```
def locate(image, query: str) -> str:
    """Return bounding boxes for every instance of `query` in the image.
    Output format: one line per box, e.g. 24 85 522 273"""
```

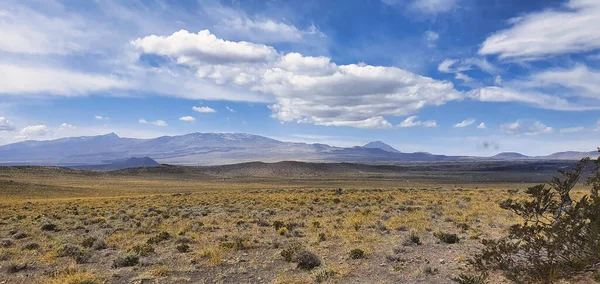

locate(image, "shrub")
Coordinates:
292 250 321 270
176 243 190 253
273 221 285 230
128 244 154 256
6 262 27 273
277 227 288 236
81 237 96 248
41 223 58 231
318 232 326 242
349 249 365 259
112 253 139 268
281 242 304 262
147 231 171 244
12 232 27 239
91 239 107 250
56 244 90 264
469 155 600 283
281 243 321 270
403 232 421 246
1 239 14 248
451 273 488 284
22 242 40 250
434 232 459 244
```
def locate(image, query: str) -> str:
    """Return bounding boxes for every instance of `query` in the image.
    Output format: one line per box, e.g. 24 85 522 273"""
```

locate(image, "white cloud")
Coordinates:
438 58 498 74
192 106 216 113
20 124 50 137
131 29 278 66
383 0 459 15
0 117 15 131
425 30 439 47
521 65 600 99
0 63 129 96
453 118 476 128
95 115 109 120
398 116 438 128
58 123 76 130
305 116 393 129
179 116 196 122
467 65 600 111
139 119 167 126
134 30 463 129
225 106 236 113
455 73 473 82
467 86 600 111
152 120 167 127
0 4 91 55
560 126 585 134
479 0 600 60
501 119 553 135
477 122 486 129
438 59 460 73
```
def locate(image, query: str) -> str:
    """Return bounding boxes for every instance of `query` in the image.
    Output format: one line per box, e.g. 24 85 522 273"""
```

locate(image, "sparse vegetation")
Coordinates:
1 162 597 283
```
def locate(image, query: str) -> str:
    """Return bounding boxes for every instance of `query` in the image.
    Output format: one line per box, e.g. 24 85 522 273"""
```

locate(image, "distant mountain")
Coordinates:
71 157 159 171
363 141 401 153
0 132 596 166
492 152 529 159
541 151 599 160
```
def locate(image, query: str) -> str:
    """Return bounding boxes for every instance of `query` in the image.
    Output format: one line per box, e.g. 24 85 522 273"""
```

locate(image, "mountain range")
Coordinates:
0 132 597 166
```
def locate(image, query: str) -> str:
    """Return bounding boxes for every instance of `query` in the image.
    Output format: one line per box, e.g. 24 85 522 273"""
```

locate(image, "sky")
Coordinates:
0 0 599 156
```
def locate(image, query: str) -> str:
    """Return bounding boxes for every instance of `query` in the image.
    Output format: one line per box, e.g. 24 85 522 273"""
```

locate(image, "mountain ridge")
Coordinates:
0 132 597 166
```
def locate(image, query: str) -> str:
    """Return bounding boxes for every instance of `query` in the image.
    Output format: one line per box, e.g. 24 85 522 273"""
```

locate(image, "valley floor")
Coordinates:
0 166 594 283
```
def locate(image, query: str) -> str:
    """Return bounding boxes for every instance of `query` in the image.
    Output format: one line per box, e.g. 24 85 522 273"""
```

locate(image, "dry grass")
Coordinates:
0 167 592 283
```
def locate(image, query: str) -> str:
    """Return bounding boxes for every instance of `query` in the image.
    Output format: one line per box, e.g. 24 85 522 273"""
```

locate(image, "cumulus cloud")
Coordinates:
95 115 109 120
131 29 278 66
225 106 236 113
398 116 438 128
477 122 486 129
20 124 50 136
479 0 600 60
501 119 553 135
58 123 76 130
192 106 216 113
133 29 462 129
139 119 167 126
179 116 196 122
0 117 15 131
453 118 476 128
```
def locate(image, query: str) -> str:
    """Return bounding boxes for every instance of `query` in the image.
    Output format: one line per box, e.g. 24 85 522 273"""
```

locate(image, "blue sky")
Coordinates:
0 0 599 156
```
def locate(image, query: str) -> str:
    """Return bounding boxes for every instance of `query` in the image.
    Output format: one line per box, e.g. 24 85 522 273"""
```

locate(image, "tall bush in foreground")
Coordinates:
466 153 600 283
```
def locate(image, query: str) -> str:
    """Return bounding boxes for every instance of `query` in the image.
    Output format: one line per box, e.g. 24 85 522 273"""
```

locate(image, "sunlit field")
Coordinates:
1 166 593 283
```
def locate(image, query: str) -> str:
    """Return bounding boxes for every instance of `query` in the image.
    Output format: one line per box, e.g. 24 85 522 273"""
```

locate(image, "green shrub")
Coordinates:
349 249 365 259
470 155 600 283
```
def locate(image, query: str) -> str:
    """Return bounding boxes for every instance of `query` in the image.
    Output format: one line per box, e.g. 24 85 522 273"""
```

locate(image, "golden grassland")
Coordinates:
0 169 592 283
